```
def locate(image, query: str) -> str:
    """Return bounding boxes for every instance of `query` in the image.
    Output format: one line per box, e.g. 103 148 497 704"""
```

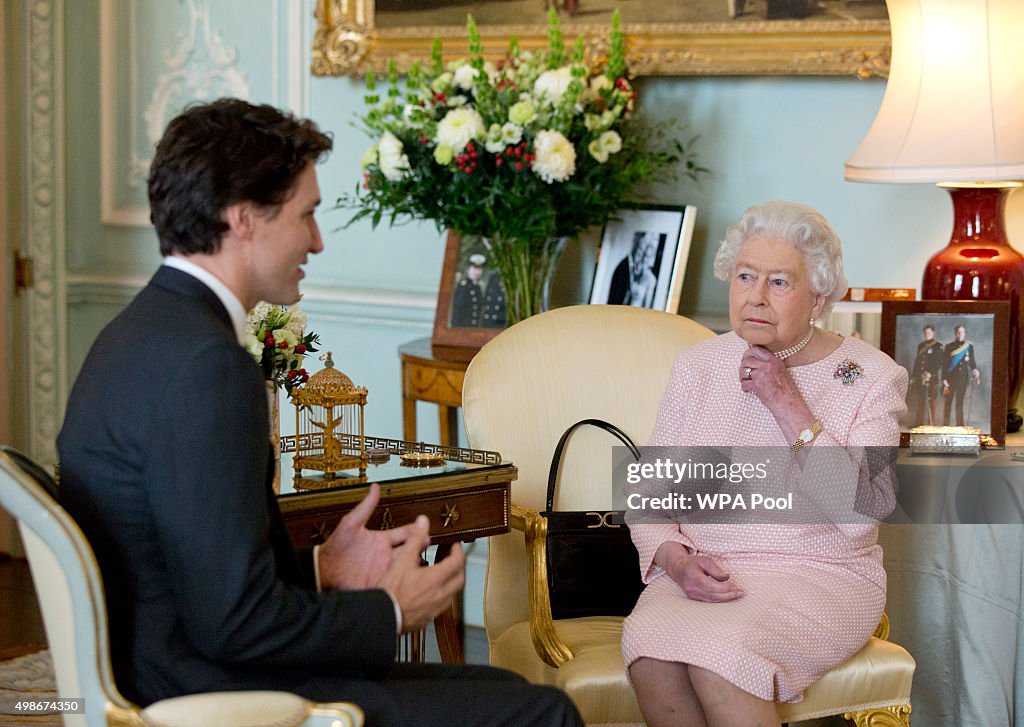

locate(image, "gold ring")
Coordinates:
743 367 753 380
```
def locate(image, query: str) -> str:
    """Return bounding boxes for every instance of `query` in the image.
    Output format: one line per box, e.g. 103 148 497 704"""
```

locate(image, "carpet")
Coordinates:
0 649 60 725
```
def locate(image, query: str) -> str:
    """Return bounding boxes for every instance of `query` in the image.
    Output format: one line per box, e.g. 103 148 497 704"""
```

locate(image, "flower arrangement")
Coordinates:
244 302 321 394
340 10 704 324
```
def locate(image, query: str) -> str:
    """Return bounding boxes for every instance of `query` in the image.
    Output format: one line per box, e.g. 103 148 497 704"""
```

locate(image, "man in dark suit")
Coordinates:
942 324 982 426
607 232 645 305
910 324 943 426
57 99 581 727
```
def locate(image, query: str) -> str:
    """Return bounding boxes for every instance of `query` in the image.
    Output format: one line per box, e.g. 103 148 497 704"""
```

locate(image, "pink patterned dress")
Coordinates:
622 332 908 703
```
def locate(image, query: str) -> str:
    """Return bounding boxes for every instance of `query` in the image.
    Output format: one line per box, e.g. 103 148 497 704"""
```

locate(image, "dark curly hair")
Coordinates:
148 98 333 256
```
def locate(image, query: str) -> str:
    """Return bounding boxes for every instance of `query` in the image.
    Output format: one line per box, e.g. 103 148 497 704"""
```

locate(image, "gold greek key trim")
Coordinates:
281 432 502 465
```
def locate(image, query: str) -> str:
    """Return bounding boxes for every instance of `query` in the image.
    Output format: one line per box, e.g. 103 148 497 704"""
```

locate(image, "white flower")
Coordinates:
587 75 613 100
360 144 378 169
600 130 622 154
584 110 616 132
378 131 411 181
508 101 537 126
434 144 454 165
436 107 485 152
243 333 264 361
246 302 274 334
448 95 469 107
532 129 576 183
273 328 298 345
500 122 524 146
284 305 308 337
453 63 479 90
533 67 573 105
588 130 623 163
484 124 506 154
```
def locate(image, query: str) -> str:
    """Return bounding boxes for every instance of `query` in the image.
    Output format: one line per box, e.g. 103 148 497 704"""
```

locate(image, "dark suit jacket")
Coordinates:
57 267 396 705
607 254 632 304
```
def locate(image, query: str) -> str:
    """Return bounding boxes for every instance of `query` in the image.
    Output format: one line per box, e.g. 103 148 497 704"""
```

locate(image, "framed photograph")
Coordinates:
589 205 696 314
880 300 1010 446
820 301 883 350
432 231 508 358
821 289 916 349
312 0 891 78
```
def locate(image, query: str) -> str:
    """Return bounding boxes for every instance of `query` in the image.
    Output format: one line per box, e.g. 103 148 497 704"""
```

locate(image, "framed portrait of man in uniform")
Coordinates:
880 300 1009 447
432 231 509 359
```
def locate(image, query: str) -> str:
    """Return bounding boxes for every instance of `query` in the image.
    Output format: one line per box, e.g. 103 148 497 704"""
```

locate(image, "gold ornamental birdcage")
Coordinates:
291 352 367 485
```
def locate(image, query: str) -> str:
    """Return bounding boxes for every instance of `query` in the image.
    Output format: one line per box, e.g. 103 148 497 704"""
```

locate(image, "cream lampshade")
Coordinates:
845 0 1024 431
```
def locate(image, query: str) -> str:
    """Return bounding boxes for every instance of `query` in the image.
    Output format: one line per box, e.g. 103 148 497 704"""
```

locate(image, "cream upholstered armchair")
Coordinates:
462 305 915 726
0 446 364 727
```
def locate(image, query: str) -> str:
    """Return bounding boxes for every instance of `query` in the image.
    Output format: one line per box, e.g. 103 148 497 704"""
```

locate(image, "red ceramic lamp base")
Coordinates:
921 184 1024 432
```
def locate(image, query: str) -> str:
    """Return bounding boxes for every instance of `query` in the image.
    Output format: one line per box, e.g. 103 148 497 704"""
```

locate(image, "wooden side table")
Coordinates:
399 338 472 446
278 449 515 664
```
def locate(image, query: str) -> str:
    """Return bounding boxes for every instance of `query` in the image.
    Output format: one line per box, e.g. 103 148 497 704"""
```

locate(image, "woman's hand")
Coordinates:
739 345 800 407
654 541 743 602
739 345 816 443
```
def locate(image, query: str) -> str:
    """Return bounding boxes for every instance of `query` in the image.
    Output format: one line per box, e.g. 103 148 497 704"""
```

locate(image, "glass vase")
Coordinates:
482 236 568 326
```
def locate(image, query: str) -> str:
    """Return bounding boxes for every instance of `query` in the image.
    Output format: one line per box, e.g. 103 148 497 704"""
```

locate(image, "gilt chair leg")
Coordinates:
844 704 911 726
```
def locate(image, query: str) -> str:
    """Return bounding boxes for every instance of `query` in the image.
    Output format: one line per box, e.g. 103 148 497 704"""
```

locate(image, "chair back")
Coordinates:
462 305 714 640
0 446 132 727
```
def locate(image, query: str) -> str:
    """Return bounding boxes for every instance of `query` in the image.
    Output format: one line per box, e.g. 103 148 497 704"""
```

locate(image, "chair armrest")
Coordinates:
511 503 575 668
874 612 890 640
136 691 364 727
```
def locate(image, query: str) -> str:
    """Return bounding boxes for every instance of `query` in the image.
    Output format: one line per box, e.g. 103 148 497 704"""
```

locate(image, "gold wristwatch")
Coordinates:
791 420 822 453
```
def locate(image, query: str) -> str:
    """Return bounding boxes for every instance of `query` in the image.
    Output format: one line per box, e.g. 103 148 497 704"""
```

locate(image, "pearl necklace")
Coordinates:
774 326 814 361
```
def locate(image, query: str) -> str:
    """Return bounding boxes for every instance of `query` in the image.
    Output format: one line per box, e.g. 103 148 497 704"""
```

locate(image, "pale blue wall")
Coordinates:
54 0 1024 627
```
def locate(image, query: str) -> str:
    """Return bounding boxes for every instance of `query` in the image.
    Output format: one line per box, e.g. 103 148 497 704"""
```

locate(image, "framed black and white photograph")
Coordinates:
589 204 696 314
880 300 1009 446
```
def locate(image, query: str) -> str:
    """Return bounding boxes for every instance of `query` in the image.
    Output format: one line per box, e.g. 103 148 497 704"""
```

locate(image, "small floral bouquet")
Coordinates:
340 10 704 323
244 302 321 395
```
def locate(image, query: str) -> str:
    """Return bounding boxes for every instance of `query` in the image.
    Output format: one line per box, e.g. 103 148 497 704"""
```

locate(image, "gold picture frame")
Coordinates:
312 0 891 78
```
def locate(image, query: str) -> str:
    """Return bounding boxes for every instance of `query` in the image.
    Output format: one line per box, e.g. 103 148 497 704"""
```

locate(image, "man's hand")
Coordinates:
317 484 429 591
379 532 466 634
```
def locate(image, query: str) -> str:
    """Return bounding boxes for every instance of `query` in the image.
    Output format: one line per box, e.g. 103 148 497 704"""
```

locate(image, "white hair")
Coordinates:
713 200 849 317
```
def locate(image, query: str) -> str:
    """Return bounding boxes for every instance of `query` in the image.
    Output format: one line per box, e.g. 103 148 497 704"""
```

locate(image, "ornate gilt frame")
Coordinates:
312 0 891 78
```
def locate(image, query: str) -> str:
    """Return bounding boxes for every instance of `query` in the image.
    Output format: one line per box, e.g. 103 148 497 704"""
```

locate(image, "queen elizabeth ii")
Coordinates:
622 200 908 726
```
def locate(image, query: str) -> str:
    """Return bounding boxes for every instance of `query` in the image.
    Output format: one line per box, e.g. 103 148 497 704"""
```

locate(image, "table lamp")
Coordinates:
845 0 1024 431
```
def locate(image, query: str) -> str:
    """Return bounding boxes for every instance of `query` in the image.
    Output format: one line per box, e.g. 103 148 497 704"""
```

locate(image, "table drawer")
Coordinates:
283 484 510 548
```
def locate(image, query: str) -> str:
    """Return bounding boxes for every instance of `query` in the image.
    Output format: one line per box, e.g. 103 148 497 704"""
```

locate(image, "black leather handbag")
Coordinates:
542 418 646 620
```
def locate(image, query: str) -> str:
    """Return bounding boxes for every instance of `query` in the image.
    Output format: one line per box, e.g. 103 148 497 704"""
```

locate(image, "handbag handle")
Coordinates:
545 418 641 512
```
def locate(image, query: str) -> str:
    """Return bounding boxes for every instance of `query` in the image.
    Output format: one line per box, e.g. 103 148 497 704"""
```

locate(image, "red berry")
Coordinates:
279 341 288 349
265 336 274 346
295 344 306 354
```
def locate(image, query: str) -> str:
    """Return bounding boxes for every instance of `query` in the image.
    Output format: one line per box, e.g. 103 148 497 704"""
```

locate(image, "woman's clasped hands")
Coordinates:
655 541 744 603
